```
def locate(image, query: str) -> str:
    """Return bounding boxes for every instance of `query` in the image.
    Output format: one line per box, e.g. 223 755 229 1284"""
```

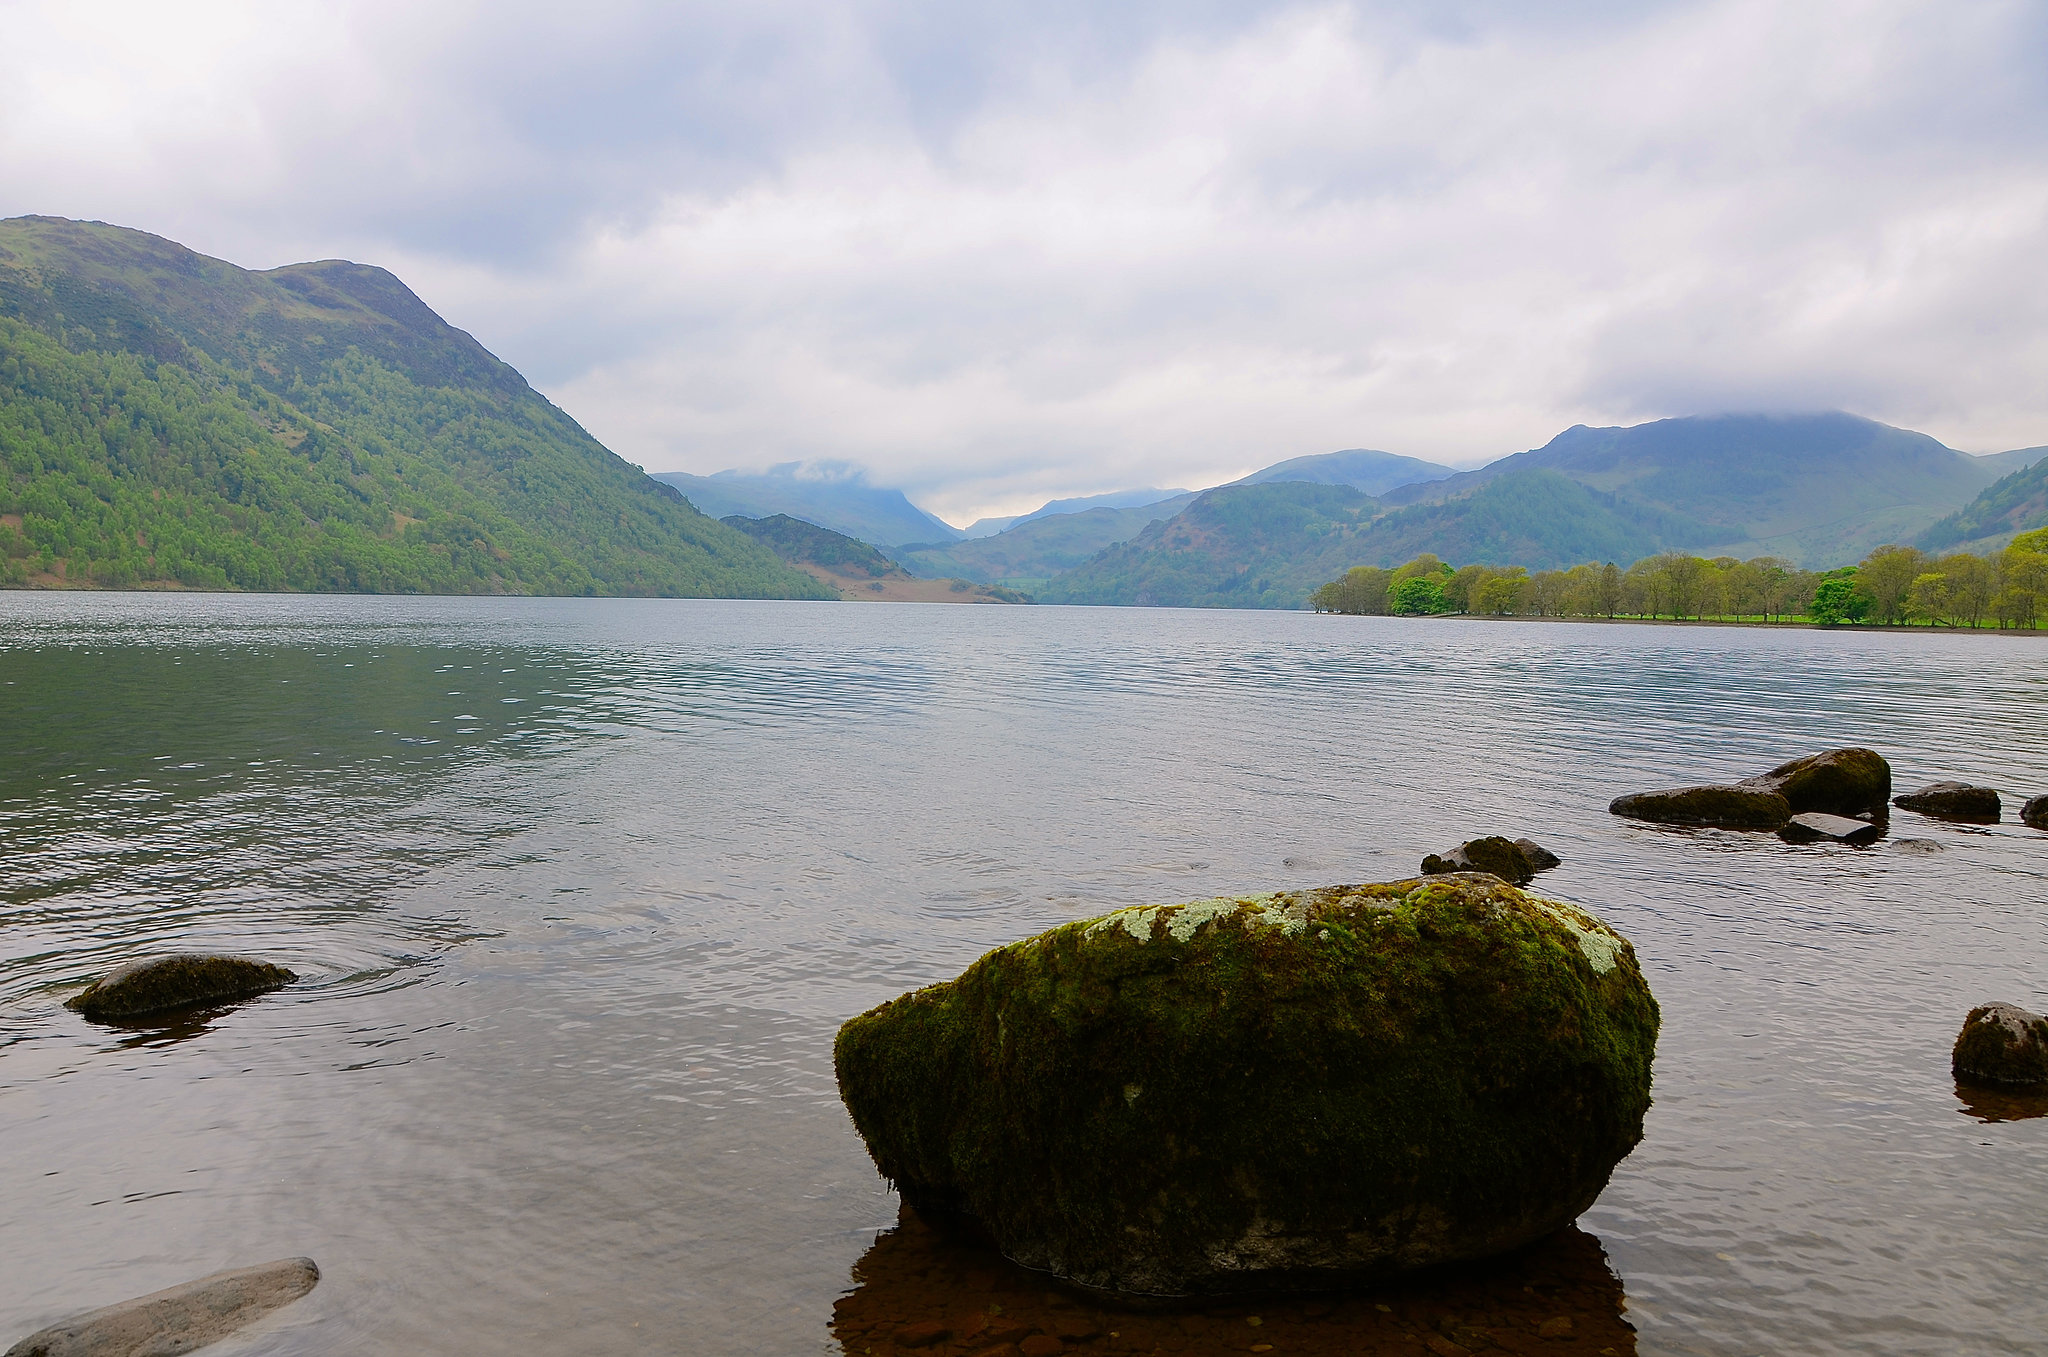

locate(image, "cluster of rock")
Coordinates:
1609 747 1891 833
836 874 1658 1298
1420 835 1558 884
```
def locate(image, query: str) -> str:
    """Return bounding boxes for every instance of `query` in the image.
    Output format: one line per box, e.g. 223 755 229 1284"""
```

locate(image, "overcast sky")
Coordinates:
4 1 2045 523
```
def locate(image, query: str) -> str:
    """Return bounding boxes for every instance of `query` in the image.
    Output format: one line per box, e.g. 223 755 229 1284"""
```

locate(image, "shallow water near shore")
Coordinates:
2 594 2044 1356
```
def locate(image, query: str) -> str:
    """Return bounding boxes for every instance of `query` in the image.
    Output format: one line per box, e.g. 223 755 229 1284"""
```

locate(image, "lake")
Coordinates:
2 594 2044 1356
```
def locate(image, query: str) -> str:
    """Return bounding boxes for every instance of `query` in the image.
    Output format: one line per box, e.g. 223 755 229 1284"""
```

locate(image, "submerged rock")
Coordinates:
4 1257 318 1357
1952 1003 2048 1088
835 875 1659 1297
1420 836 1538 884
1893 782 2001 823
1738 748 1891 816
66 955 297 1022
1891 838 1942 855
2023 795 2048 830
1609 785 1791 829
1777 812 1884 845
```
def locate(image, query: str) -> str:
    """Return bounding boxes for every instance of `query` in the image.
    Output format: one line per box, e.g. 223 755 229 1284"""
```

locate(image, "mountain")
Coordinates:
1036 482 1379 608
960 486 1194 540
895 493 1198 585
1232 448 1458 496
1917 448 2048 552
1375 412 2002 567
721 513 1026 603
0 215 828 597
653 464 961 547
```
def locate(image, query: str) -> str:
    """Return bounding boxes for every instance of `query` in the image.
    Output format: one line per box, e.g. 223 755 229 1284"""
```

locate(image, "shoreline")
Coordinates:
1330 611 2047 635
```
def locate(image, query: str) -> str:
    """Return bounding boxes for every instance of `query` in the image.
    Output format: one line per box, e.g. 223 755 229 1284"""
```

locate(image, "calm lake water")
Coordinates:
2 594 2044 1356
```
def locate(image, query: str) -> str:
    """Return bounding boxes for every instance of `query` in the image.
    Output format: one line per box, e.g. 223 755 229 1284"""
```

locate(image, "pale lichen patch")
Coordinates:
1085 906 1163 942
1529 898 1624 974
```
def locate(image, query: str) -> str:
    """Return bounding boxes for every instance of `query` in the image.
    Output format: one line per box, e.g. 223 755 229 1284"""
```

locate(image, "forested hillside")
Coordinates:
0 215 829 597
1918 451 2048 552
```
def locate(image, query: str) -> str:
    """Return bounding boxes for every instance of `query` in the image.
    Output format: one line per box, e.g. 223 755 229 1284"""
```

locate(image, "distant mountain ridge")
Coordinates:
1917 448 2048 552
0 215 826 597
652 464 961 547
1232 448 1458 495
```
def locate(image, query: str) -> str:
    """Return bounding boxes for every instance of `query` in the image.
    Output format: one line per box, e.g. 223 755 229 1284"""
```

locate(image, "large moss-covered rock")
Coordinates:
1420 836 1537 884
1609 785 1791 829
834 875 1659 1297
1738 748 1890 816
66 955 296 1021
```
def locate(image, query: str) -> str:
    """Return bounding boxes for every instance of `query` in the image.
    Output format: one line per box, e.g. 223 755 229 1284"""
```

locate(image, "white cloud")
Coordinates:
2 0 2044 522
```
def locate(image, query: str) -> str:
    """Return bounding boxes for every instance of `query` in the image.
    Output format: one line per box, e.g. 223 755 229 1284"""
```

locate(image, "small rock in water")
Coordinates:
1891 838 1942 855
1953 1003 2048 1088
4 1257 318 1357
1420 836 1537 885
2021 794 2048 830
1514 838 1562 870
1777 812 1884 846
66 955 296 1022
1609 785 1791 830
1738 748 1891 816
1893 781 2001 823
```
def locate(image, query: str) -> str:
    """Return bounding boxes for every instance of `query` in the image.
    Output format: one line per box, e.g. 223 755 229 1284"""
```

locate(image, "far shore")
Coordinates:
1344 611 2047 635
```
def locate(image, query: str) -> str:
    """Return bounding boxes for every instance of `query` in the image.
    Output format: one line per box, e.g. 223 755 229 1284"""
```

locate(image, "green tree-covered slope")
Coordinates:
1917 450 2048 552
0 215 830 597
895 494 1196 585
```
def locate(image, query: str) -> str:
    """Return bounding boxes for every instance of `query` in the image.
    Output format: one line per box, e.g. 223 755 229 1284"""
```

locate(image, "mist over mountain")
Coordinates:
1231 448 1459 495
0 216 825 597
652 464 963 547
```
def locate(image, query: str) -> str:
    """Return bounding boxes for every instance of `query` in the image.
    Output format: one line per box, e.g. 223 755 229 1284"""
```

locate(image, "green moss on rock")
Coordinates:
1953 1003 2048 1087
834 874 1659 1297
66 954 297 1021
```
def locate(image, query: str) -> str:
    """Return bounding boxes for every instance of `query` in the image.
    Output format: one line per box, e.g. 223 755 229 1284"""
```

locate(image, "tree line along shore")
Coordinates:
1310 530 2048 629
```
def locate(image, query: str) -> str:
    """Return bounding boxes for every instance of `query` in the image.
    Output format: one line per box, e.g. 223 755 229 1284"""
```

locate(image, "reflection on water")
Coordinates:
1953 1079 2048 1124
835 1208 1637 1356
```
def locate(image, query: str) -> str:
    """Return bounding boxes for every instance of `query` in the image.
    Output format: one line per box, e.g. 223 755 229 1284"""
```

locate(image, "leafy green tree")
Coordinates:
1853 545 1927 624
1808 574 1870 625
1389 576 1448 615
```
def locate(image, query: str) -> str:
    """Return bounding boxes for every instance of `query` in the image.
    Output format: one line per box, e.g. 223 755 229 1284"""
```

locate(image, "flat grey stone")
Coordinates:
5 1258 318 1357
1778 812 1884 845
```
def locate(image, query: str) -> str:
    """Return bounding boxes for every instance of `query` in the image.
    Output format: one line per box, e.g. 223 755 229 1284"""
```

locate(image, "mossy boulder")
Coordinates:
1893 782 2001 823
1738 748 1890 816
1609 784 1791 829
834 875 1659 1297
66 955 296 1021
1952 1003 2048 1088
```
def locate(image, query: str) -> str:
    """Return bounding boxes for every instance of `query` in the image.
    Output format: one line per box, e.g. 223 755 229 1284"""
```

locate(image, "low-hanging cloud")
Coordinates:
2 0 2043 523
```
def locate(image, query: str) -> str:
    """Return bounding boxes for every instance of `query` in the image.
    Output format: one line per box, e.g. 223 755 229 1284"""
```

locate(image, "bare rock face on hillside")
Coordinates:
1610 785 1792 830
1953 1003 2048 1088
1893 782 2002 823
66 955 296 1022
1738 748 1891 817
835 875 1659 1298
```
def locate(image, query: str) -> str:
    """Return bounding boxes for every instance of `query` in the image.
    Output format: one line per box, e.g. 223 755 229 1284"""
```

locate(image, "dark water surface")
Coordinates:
2 595 2044 1356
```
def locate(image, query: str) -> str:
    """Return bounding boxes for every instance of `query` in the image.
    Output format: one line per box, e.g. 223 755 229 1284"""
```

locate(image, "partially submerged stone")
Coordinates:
1893 781 2001 823
835 875 1659 1297
66 955 296 1022
1777 812 1884 845
4 1257 318 1357
1419 836 1539 884
1609 785 1791 830
2023 795 2048 830
1738 748 1891 816
1514 838 1562 871
1952 1003 2048 1088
